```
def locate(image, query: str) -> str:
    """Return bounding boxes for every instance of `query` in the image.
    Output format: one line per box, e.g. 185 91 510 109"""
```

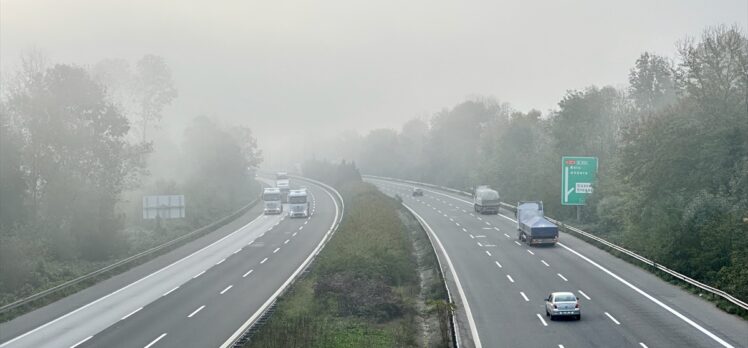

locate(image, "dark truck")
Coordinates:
516 201 558 246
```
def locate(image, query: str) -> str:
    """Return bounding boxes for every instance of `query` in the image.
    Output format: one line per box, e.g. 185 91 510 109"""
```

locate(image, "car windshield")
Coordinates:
554 294 577 302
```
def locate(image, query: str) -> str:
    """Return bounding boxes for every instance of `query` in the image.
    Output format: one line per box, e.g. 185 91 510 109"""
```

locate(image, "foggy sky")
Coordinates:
2 0 746 156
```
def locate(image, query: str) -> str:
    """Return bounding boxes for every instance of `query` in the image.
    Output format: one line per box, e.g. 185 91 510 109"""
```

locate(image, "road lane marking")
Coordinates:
220 285 233 295
462 209 467 213
520 292 529 302
536 314 548 327
284 239 290 244
557 273 568 281
482 227 492 230
514 241 521 246
469 234 475 239
273 247 280 253
188 305 205 318
605 312 621 325
292 232 297 237
578 290 591 300
559 345 565 348
470 213 475 216
462 228 468 232
216 258 226 265
70 336 93 348
163 286 179 296
541 260 550 267
449 218 454 222
247 240 254 246
477 242 483 247
484 244 496 247
304 221 308 225
455 222 461 227
527 250 535 255
144 333 167 348
639 343 649 348
504 233 510 238
493 227 500 231
484 221 491 226
298 226 304 230
121 307 142 320
485 251 492 256
243 269 254 278
495 261 502 268
507 275 515 283
260 257 268 264
233 248 242 254
477 217 483 221
193 270 206 279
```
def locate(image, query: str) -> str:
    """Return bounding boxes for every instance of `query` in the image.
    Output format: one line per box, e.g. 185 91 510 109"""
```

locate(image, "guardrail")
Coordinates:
0 194 262 316
363 175 748 312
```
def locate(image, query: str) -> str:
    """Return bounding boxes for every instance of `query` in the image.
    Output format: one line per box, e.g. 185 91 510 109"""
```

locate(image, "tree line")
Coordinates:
0 52 262 302
317 26 748 307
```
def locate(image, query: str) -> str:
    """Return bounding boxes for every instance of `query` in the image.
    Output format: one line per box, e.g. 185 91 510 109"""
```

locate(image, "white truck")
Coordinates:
262 187 283 214
473 185 501 214
276 172 290 202
287 189 309 218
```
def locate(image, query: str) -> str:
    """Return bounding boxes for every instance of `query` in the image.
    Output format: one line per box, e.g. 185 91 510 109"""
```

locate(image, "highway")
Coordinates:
0 177 341 348
368 177 748 348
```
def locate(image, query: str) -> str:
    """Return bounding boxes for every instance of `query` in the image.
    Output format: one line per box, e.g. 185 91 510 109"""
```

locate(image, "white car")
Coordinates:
545 292 581 320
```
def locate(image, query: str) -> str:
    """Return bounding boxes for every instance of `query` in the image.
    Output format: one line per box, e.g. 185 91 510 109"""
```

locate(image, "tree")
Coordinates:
134 55 178 143
628 52 676 115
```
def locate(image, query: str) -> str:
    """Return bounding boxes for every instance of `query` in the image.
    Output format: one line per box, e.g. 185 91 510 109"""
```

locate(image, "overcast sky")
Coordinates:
2 0 746 150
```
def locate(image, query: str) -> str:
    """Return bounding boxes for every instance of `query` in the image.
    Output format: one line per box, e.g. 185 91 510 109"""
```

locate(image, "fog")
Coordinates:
2 0 746 167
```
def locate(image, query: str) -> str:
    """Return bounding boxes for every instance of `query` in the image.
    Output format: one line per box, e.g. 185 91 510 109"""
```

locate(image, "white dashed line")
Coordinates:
243 269 254 278
541 260 550 267
470 234 475 239
605 312 621 325
449 218 454 222
284 239 290 244
507 275 515 283
70 336 93 348
504 233 510 238
163 286 179 296
477 242 483 247
578 290 591 300
485 251 492 256
298 226 303 230
304 221 308 225
233 248 242 254
456 222 461 227
247 240 254 246
495 261 503 268
493 227 500 231
477 217 483 221
639 343 649 348
462 209 467 213
144 333 167 348
216 258 226 265
273 247 280 253
462 228 468 232
514 241 522 246
559 345 565 348
121 307 142 321
260 257 268 264
536 314 548 327
557 273 568 282
292 232 297 237
220 285 233 295
527 250 535 255
520 292 529 302
188 305 205 318
193 270 206 279
484 221 491 226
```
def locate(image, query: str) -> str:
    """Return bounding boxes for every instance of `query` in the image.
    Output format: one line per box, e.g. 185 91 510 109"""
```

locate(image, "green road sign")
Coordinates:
561 156 598 205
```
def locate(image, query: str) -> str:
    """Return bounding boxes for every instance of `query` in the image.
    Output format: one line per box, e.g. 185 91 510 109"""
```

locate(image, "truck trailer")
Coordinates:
516 201 558 246
473 186 501 214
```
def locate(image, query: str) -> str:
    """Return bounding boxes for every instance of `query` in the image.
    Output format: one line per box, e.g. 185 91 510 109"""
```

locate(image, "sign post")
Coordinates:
561 157 598 220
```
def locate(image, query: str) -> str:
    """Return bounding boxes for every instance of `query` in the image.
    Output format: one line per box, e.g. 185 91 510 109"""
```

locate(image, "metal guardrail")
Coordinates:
0 195 262 315
364 175 748 312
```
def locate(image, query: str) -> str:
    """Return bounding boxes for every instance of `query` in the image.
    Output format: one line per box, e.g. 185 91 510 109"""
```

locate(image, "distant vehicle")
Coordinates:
276 172 290 202
473 185 500 214
516 201 558 245
412 187 424 197
288 189 309 218
545 292 581 320
262 187 283 214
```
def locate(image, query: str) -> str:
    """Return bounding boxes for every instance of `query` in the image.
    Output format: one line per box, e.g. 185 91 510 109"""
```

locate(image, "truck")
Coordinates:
287 189 309 218
516 201 558 246
263 187 283 214
276 172 290 202
473 185 501 214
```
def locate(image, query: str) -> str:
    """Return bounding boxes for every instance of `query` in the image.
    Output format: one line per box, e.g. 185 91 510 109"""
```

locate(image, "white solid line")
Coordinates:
514 241 522 246
188 305 205 318
144 333 167 348
557 273 568 281
507 275 515 283
541 260 550 267
485 251 492 256
639 343 649 348
557 242 734 348
536 314 548 327
162 286 179 297
220 285 233 295
578 290 591 300
121 307 142 320
284 239 290 244
495 261 502 268
70 336 93 348
504 233 510 238
273 247 280 253
216 258 226 265
243 269 254 277
527 250 535 255
605 312 621 325
260 257 268 264
193 270 206 279
520 292 529 302
233 248 242 254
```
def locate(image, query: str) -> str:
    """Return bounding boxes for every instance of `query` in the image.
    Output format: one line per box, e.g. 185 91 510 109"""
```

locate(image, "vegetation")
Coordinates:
317 26 748 311
246 161 450 347
0 53 262 315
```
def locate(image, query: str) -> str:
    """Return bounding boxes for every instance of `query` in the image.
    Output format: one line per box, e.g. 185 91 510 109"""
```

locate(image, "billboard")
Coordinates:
143 195 186 219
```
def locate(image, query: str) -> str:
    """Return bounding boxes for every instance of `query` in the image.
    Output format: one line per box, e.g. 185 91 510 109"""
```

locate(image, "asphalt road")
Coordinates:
368 177 748 348
0 177 340 348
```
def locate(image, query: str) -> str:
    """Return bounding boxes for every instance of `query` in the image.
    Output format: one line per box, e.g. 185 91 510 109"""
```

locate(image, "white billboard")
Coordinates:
142 195 185 219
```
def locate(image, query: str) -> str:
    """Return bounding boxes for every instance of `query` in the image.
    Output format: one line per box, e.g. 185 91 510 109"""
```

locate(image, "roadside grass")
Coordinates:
246 181 449 347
